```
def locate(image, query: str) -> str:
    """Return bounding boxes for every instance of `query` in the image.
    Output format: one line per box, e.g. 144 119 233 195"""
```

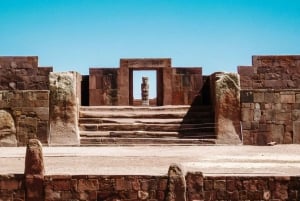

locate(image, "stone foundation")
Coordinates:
1 174 299 200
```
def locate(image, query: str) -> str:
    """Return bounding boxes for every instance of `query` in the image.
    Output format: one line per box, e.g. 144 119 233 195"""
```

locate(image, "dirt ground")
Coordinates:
0 145 300 176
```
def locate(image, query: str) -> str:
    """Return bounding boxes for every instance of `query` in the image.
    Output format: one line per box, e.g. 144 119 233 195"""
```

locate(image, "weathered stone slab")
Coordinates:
214 73 241 144
49 72 80 145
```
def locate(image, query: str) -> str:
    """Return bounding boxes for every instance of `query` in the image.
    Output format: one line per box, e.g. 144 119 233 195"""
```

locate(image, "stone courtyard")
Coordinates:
0 55 300 200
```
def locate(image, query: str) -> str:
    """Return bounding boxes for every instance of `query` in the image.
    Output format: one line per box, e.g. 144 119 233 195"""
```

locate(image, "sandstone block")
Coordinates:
293 121 300 143
0 110 17 147
253 92 264 103
281 93 295 103
78 179 98 191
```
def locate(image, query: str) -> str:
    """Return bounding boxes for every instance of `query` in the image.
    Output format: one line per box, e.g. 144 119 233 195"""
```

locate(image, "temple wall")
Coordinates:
89 68 119 106
171 68 202 105
0 90 50 146
0 56 52 90
239 56 300 145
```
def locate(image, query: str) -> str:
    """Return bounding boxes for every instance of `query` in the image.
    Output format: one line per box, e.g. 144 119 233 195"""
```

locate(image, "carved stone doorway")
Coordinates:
129 69 163 106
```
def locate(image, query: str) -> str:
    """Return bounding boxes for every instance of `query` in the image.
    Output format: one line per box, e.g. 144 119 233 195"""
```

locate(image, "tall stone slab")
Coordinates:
49 72 80 145
214 72 242 144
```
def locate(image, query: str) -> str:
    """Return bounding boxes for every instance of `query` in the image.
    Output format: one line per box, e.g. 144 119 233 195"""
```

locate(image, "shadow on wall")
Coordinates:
179 76 216 139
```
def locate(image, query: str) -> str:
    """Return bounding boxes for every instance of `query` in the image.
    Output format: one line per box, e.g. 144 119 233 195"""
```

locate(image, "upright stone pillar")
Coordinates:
214 72 242 144
25 139 44 201
49 72 80 145
166 163 186 201
141 77 149 106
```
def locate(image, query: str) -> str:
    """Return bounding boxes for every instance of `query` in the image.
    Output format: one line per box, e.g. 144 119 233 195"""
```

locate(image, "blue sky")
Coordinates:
1 0 300 98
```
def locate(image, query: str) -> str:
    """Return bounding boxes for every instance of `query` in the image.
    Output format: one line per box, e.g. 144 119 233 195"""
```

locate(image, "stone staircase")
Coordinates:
79 105 216 145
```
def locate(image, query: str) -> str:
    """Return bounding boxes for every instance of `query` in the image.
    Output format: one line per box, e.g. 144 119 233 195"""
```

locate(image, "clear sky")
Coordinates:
1 0 300 98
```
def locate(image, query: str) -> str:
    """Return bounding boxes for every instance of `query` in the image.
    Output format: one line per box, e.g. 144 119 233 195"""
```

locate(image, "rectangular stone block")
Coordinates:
241 108 253 122
276 111 291 121
296 93 300 103
271 124 284 143
264 80 283 88
293 121 300 143
253 92 264 103
240 91 253 103
280 93 295 103
238 66 254 76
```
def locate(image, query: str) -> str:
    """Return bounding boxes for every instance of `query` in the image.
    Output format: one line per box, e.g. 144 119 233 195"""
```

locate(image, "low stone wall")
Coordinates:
44 175 168 201
0 174 25 200
0 90 50 146
1 173 300 201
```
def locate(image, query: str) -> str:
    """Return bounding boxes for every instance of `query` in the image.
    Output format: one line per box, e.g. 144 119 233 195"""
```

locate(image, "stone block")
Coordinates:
241 108 253 122
53 180 71 191
293 121 300 143
264 80 283 88
264 92 275 103
238 66 254 76
253 92 264 103
78 179 98 191
271 124 284 143
241 91 253 103
280 93 295 103
296 93 300 103
276 111 291 121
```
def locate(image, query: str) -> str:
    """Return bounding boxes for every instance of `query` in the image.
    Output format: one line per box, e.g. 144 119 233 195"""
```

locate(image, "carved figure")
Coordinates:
141 77 149 105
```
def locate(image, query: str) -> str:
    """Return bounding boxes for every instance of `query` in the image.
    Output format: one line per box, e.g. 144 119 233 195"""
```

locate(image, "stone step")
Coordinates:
80 129 216 138
80 137 216 145
79 111 213 119
79 117 214 124
80 131 180 138
79 123 215 132
80 105 212 112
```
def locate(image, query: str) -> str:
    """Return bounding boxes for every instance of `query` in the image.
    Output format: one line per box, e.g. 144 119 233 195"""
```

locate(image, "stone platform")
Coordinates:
1 145 300 176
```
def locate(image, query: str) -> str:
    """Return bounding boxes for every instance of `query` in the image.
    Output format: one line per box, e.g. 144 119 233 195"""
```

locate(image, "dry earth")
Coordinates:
0 145 300 176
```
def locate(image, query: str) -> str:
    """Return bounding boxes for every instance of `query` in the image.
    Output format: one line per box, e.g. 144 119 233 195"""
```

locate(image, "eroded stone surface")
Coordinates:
0 110 17 146
49 72 80 145
214 72 241 144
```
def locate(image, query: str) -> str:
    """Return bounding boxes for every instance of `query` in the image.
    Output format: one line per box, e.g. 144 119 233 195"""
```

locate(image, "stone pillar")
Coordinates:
25 139 44 201
49 72 80 145
213 72 242 144
166 163 186 201
141 77 149 106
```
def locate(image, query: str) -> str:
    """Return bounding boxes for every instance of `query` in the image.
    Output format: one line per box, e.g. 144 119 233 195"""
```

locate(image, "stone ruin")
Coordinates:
0 55 299 146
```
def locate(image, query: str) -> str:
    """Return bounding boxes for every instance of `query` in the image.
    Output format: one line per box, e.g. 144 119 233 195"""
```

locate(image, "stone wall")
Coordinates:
0 174 25 200
88 59 203 106
0 56 52 90
239 56 300 145
0 90 50 146
89 68 119 106
171 68 203 105
1 173 299 200
44 175 168 201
